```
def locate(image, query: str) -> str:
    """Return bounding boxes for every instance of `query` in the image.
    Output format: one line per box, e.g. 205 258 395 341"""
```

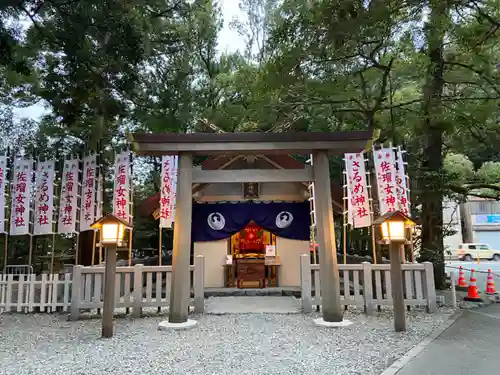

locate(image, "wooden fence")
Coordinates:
0 255 205 318
299 254 437 314
0 273 72 313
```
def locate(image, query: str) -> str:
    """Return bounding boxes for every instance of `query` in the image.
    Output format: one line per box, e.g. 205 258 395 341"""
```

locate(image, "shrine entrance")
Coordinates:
130 130 376 325
229 222 277 288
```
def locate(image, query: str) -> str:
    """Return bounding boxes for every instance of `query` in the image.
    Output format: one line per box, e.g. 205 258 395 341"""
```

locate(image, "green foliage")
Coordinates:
444 153 475 184
476 161 500 183
1 0 500 283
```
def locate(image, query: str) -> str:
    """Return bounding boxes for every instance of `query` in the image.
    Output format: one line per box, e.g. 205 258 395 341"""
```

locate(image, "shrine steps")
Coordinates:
203 287 301 298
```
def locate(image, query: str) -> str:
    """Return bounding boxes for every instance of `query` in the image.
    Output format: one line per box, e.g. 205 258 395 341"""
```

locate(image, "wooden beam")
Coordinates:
192 167 313 184
133 140 372 156
192 155 244 193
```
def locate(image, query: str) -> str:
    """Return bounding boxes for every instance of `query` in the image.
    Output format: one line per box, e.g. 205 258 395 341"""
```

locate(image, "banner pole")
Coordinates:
3 177 10 270
342 171 347 265
27 157 35 269
368 172 377 264
50 232 56 274
128 229 133 266
27 234 33 269
128 151 134 267
159 226 163 266
50 169 59 274
75 232 80 265
97 154 103 266
75 154 82 265
91 229 97 266
3 233 8 270
410 230 415 262
99 238 102 265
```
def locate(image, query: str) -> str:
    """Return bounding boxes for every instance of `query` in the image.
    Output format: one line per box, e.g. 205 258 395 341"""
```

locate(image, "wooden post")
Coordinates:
312 151 342 322
449 270 457 308
423 261 437 313
69 265 82 321
194 255 205 313
168 153 193 324
362 262 374 315
101 244 117 338
389 241 406 332
300 254 313 313
132 263 143 318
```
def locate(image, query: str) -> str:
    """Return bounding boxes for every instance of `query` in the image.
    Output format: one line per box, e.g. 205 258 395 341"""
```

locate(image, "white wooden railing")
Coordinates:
299 254 437 314
0 255 205 318
0 273 72 313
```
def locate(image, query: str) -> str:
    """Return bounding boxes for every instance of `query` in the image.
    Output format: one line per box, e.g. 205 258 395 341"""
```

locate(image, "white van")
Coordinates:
456 243 500 261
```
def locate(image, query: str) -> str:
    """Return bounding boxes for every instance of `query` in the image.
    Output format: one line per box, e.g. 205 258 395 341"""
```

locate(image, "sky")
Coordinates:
13 0 246 121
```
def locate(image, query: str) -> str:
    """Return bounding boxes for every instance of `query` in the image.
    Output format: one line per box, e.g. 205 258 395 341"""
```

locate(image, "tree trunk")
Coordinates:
459 202 474 243
418 1 450 288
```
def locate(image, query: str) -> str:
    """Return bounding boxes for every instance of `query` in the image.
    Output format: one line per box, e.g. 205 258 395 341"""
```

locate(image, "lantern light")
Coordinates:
374 211 416 243
90 213 132 247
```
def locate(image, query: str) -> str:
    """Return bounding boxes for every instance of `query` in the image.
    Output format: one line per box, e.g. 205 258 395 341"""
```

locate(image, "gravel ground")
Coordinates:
0 307 455 375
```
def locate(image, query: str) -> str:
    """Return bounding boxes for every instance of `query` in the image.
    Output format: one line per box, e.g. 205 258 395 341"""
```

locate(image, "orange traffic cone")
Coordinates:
464 269 483 302
485 269 497 295
458 266 468 288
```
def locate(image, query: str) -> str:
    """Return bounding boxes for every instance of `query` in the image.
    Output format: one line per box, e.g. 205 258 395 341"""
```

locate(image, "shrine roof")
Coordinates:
130 130 377 156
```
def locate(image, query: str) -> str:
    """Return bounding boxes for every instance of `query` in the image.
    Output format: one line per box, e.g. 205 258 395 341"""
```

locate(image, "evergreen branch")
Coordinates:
444 60 500 95
449 182 500 200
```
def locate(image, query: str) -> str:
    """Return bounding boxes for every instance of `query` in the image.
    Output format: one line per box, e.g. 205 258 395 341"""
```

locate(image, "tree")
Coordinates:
2 0 500 282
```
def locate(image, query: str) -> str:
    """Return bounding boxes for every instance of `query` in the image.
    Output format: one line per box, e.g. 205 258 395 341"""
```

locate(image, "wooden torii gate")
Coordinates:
130 129 376 328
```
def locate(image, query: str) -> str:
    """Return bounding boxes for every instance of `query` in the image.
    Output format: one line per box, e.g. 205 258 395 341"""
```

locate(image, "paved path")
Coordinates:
395 303 500 374
205 296 301 314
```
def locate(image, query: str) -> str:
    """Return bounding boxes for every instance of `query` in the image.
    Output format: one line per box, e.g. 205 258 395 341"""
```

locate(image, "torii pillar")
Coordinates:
312 151 351 326
158 152 197 330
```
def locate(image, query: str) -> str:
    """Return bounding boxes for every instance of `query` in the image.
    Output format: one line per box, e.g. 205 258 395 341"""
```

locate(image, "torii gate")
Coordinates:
130 130 376 328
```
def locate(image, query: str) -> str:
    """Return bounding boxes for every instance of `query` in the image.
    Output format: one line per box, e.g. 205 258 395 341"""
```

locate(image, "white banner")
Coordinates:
159 155 178 228
10 159 33 236
396 147 410 216
373 148 397 215
79 155 97 231
0 156 7 233
343 173 353 226
57 159 79 234
112 151 131 223
345 153 372 228
33 160 55 235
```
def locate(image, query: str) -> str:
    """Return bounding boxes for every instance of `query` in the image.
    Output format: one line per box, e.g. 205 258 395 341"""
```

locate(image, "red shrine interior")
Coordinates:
229 222 278 288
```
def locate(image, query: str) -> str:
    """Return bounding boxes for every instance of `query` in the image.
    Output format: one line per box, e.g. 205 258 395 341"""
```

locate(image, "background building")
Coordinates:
443 197 500 251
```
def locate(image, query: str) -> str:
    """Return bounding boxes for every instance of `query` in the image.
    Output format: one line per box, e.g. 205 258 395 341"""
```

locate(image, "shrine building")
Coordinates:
139 154 346 288
132 131 375 302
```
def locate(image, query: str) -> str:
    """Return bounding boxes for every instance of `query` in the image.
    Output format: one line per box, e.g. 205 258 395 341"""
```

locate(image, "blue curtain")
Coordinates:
191 202 310 242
